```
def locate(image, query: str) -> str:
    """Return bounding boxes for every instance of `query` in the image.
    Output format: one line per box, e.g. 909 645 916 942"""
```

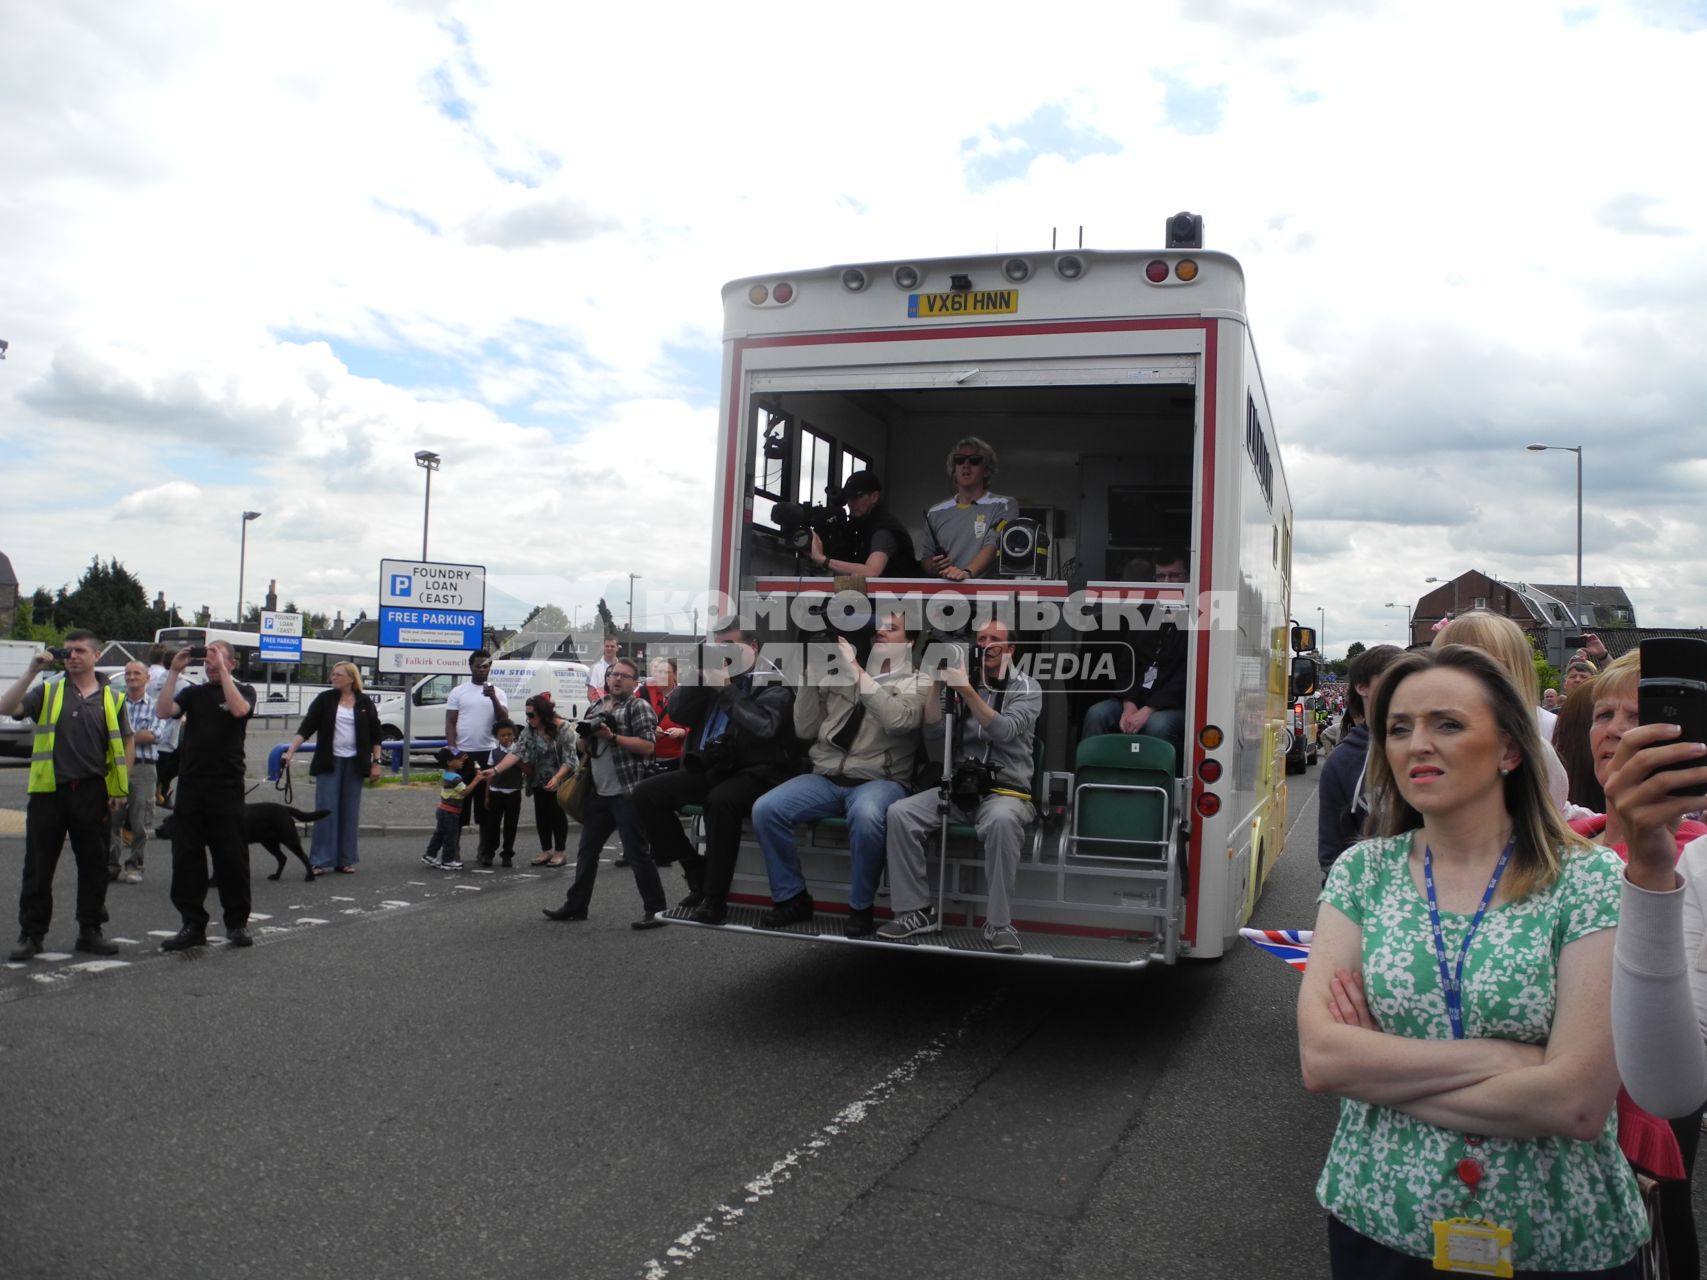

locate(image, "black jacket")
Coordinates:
1079 605 1188 713
666 669 797 779
848 506 921 578
1317 723 1371 879
293 688 382 776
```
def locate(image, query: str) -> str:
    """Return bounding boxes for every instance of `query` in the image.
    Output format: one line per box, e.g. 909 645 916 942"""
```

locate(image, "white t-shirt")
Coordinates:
446 680 508 752
332 704 357 758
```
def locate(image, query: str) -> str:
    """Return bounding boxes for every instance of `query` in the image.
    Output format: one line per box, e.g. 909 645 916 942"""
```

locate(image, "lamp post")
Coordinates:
1525 443 1584 624
237 511 262 626
627 573 642 635
414 450 441 560
1385 601 1412 644
1424 575 1461 622
1317 607 1325 659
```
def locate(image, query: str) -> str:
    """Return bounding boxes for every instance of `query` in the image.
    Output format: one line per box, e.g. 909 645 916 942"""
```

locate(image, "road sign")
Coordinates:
258 611 303 662
378 559 486 675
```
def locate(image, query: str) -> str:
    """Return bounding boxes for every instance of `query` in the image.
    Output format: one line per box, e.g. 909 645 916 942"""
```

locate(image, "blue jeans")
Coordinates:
1081 699 1185 751
751 773 906 908
311 756 365 870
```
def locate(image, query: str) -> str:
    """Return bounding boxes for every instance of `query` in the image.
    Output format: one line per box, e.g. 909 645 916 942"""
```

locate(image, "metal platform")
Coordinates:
658 904 1162 969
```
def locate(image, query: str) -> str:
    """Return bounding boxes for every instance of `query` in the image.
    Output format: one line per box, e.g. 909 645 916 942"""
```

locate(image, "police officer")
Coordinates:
1 630 132 960
809 470 921 579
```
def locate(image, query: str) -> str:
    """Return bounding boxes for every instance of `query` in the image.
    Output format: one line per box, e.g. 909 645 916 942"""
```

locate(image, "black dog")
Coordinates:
156 804 330 882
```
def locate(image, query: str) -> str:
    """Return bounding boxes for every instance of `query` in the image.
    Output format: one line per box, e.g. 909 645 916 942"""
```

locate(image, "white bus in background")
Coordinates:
153 625 401 709
663 219 1304 968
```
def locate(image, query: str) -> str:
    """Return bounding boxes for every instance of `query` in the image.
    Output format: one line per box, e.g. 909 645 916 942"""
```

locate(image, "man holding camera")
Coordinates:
808 470 921 579
630 624 796 925
2 631 133 961
750 613 927 932
541 657 669 928
920 436 1016 582
878 619 1039 953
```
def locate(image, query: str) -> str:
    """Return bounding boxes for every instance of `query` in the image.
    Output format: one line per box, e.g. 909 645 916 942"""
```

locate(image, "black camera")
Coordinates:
48 646 70 660
574 709 614 739
1638 637 1707 798
773 499 857 561
187 645 208 661
948 760 1000 810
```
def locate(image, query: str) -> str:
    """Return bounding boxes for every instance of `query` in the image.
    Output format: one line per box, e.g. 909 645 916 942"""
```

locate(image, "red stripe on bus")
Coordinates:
1184 322 1218 948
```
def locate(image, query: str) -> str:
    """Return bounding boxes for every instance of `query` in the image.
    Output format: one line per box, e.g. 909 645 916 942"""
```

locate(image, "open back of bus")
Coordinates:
667 246 1294 967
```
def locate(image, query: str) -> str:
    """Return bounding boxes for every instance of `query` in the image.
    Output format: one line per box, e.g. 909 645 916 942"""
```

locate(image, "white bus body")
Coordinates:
674 247 1297 967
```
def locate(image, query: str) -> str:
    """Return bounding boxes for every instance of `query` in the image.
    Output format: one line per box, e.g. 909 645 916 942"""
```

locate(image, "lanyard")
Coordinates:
1423 838 1514 1041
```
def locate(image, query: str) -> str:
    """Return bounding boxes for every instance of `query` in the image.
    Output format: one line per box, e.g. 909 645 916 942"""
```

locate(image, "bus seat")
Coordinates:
1064 733 1176 861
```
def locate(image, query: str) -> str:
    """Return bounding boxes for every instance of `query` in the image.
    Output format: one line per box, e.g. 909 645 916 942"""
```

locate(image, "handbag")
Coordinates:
557 761 592 822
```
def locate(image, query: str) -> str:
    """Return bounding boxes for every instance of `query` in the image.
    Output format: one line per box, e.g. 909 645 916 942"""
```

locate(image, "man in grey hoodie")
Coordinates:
880 620 1040 953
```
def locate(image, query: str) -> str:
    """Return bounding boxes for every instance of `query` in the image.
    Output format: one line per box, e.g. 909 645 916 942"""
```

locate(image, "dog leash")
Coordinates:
274 761 294 805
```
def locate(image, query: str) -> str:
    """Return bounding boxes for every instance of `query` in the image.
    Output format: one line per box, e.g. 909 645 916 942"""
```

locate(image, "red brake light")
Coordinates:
772 282 794 304
1195 792 1221 816
1145 260 1169 283
1199 759 1223 783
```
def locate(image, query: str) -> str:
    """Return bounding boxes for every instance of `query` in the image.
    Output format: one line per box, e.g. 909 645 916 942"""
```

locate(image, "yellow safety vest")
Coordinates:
28 678 129 798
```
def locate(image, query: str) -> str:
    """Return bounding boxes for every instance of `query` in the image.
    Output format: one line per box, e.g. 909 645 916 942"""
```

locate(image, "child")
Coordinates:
479 719 523 867
422 748 484 872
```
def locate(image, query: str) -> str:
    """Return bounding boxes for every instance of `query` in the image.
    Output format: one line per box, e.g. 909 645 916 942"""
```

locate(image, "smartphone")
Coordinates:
1637 637 1707 798
48 646 70 660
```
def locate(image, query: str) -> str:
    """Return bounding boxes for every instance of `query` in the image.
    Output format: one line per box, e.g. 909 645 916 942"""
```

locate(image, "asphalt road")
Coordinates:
3 764 1696 1280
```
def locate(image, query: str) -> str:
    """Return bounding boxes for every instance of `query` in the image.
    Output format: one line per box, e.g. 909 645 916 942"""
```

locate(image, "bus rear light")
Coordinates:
1196 792 1222 817
772 282 795 304
893 265 921 290
748 284 769 305
1198 725 1224 750
1199 758 1223 783
841 268 868 292
1175 258 1199 282
1002 257 1031 283
1054 254 1085 280
1145 259 1169 283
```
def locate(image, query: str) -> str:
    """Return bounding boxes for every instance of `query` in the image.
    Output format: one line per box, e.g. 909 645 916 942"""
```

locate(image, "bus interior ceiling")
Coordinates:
746 381 1198 585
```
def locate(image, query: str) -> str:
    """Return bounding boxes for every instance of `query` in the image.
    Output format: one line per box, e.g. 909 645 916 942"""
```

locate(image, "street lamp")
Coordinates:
1525 443 1584 624
1385 601 1412 644
627 573 642 634
237 511 262 626
414 450 441 560
1424 575 1461 621
1317 607 1325 658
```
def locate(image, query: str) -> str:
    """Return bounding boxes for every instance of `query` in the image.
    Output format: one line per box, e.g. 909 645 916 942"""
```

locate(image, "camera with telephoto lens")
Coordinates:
772 499 859 562
948 760 1000 810
574 709 615 739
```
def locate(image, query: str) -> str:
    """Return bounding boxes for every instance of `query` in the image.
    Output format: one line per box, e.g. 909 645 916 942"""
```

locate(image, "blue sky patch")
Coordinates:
1153 69 1228 136
961 103 1121 191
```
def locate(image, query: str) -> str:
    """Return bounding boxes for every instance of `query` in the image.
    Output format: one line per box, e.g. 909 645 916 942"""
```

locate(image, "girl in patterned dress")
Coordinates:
1298 644 1646 1277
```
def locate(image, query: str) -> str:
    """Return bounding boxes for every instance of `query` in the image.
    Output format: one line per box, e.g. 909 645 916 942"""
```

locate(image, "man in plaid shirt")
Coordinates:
112 662 161 884
540 657 670 928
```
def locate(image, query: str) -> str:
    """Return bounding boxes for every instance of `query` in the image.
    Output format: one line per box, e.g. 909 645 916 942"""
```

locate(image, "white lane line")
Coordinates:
329 895 357 902
295 917 330 925
378 900 413 909
452 884 481 892
639 993 1003 1279
146 931 178 939
65 960 130 974
36 951 73 962
249 913 273 921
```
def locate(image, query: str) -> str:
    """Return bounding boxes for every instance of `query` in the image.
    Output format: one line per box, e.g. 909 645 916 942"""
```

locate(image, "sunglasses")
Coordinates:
951 454 984 467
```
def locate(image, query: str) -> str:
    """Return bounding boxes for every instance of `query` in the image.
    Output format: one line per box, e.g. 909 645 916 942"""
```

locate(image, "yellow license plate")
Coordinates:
907 289 1018 318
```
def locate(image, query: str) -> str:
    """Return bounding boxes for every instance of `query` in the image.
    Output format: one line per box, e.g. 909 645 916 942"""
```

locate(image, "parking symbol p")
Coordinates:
391 574 412 597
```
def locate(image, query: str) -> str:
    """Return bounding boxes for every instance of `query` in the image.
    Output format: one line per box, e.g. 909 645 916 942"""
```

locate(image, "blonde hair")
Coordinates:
944 436 999 481
1367 644 1590 900
1591 650 1639 708
332 661 365 694
1432 611 1540 707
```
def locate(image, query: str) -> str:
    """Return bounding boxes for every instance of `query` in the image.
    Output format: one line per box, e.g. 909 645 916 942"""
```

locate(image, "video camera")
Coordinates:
772 497 859 562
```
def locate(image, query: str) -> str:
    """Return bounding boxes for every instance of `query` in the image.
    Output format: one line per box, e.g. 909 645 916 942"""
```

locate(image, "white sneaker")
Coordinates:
982 922 1022 954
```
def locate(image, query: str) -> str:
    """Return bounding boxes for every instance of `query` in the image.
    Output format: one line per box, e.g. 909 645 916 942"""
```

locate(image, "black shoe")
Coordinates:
541 905 588 922
475 854 494 868
844 907 876 939
8 934 43 962
160 926 208 952
631 912 667 931
74 927 120 956
688 898 727 926
499 854 514 867
612 856 630 868
677 889 705 910
759 892 814 929
226 926 254 948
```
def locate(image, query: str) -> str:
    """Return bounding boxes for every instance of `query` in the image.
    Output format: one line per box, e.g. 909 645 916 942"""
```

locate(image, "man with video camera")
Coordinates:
629 623 796 925
749 612 927 933
878 619 1039 953
806 470 921 579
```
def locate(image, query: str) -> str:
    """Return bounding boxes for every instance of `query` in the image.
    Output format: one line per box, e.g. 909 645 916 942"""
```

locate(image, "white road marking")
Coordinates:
65 960 130 974
249 913 272 921
378 900 413 909
329 895 356 902
36 951 73 962
452 884 481 892
111 938 143 945
146 931 177 939
295 917 330 925
639 993 1004 1278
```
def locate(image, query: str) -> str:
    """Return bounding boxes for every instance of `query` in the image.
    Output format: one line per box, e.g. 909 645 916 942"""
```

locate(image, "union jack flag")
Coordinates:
1238 927 1312 971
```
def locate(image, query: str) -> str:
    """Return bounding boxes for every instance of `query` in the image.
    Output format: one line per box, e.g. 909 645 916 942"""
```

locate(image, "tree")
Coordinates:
9 597 65 645
518 604 570 632
53 557 166 641
596 597 616 638
1345 641 1366 662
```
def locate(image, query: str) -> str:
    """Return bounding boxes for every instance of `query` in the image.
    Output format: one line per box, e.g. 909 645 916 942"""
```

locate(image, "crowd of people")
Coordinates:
1307 614 1707 1276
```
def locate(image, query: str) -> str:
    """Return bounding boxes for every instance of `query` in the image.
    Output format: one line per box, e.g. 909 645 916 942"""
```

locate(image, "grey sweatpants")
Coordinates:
884 788 1034 928
110 761 155 872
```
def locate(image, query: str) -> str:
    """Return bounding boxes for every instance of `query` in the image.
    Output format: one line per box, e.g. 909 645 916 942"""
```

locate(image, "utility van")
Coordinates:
372 661 591 741
0 640 45 757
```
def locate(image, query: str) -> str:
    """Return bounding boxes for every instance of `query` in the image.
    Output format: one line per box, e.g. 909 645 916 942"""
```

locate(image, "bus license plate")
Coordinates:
907 289 1018 318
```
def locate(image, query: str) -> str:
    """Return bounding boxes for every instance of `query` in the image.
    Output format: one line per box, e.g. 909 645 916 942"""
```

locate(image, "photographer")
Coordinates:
749 613 927 932
878 620 1039 952
630 625 795 925
540 658 669 929
807 470 920 579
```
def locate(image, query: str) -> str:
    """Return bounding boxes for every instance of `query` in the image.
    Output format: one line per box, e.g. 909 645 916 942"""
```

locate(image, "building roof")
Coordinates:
0 550 17 589
1579 628 1707 663
1531 583 1637 627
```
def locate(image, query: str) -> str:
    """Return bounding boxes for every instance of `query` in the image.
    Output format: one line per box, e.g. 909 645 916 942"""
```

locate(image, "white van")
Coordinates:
372 661 590 741
0 639 45 757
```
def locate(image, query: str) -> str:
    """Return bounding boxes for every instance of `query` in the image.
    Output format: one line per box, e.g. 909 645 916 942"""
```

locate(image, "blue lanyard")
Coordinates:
1423 838 1515 1041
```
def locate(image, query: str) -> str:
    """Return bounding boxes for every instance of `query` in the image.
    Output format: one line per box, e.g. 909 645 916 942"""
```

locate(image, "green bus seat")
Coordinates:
1063 733 1176 862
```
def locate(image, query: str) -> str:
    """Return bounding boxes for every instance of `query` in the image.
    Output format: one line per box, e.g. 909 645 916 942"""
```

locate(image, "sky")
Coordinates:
3 0 1704 655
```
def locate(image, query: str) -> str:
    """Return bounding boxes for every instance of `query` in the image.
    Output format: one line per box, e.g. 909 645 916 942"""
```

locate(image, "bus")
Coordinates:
153 626 406 705
658 225 1300 968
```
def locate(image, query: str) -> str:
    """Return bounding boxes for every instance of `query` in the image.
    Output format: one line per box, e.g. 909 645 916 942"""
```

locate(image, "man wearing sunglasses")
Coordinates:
920 436 1017 582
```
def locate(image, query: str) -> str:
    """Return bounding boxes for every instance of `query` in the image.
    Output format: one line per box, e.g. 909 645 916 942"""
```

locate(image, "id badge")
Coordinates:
1430 1217 1514 1276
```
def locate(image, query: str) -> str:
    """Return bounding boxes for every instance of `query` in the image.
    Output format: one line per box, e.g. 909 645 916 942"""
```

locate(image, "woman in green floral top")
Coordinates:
1298 645 1646 1277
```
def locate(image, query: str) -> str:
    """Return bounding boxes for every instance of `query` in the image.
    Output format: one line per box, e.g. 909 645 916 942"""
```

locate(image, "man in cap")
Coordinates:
808 470 921 579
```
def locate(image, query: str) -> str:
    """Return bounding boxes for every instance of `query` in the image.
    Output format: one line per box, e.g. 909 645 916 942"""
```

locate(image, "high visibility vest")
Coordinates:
28 678 129 798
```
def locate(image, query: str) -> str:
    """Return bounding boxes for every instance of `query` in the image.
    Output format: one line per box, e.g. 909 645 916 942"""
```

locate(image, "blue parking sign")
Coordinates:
391 574 413 597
